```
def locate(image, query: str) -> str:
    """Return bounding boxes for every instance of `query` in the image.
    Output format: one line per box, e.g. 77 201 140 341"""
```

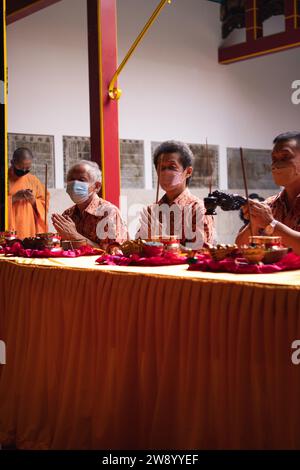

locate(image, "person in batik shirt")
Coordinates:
52 160 128 250
135 141 215 249
236 132 300 255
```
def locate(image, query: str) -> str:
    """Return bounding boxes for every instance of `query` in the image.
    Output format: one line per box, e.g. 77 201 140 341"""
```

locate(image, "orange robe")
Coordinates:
8 168 49 239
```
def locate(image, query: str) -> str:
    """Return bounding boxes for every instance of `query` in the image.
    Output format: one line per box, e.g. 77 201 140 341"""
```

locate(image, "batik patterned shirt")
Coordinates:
135 188 214 249
266 190 300 231
63 193 128 248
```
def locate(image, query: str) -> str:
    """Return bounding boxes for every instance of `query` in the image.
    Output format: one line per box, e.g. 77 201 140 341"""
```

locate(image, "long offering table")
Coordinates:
0 256 300 449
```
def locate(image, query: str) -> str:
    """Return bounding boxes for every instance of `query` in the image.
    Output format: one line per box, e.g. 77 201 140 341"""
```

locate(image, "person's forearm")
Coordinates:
72 234 99 248
83 237 100 248
235 225 253 246
273 222 300 254
59 231 99 248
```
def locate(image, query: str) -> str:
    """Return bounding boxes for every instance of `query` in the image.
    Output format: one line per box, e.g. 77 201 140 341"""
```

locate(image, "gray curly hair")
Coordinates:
68 160 102 183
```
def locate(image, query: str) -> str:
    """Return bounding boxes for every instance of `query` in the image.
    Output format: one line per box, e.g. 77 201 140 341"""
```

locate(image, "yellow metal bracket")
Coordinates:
108 0 172 100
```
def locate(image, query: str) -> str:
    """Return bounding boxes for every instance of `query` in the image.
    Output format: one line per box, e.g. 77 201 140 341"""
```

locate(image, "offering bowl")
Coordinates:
142 241 164 257
36 232 61 249
61 239 87 250
262 247 289 264
120 239 144 256
208 244 238 261
249 236 282 248
242 246 265 264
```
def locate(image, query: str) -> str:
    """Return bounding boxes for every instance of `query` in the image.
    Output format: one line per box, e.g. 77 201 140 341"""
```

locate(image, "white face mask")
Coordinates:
159 169 186 192
66 180 93 204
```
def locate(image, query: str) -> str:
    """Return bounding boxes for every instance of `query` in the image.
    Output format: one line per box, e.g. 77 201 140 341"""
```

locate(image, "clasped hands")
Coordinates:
12 189 35 205
242 200 274 230
52 213 82 240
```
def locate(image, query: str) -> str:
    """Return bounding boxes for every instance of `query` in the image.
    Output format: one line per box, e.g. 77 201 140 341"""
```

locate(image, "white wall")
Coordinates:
117 0 299 148
7 0 300 181
7 0 300 183
7 0 300 241
7 0 90 189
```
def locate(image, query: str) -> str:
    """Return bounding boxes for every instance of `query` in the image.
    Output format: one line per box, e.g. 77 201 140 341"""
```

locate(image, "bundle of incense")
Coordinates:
44 163 48 229
239 147 253 238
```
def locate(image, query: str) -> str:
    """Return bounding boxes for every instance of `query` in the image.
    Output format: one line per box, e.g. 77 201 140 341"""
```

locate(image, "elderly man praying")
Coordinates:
236 132 300 255
52 160 128 249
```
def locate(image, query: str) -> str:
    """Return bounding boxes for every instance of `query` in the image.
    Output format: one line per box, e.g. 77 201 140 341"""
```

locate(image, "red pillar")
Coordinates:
285 0 300 31
245 0 263 42
87 0 120 207
0 0 8 231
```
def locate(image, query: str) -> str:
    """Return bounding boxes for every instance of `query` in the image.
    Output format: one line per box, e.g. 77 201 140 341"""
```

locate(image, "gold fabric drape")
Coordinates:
0 257 300 449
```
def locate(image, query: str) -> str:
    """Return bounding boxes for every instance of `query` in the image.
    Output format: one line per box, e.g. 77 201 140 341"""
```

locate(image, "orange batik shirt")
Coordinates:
63 193 128 249
136 188 215 249
266 190 300 231
8 168 49 239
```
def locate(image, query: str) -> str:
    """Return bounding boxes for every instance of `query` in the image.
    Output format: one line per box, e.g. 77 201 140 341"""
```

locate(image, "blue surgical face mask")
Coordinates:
66 180 93 204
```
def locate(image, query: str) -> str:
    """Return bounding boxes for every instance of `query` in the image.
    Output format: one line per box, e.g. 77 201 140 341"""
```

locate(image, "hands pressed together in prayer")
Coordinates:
51 213 82 241
242 200 274 231
12 189 36 206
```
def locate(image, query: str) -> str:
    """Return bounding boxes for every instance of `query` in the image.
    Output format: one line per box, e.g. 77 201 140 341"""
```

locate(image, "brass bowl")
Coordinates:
37 232 58 238
121 239 144 256
1 230 18 246
164 242 181 255
61 239 87 250
143 237 181 255
36 232 61 249
263 247 288 264
242 246 265 264
249 236 282 248
4 230 17 237
208 244 238 261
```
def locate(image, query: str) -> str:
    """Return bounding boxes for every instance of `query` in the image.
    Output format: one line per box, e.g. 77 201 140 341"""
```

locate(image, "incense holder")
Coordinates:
249 236 282 248
61 239 87 251
262 246 289 264
241 246 265 264
208 244 238 261
120 239 145 256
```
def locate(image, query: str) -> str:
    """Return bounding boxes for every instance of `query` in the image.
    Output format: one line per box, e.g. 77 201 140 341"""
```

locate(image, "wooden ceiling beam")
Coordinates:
7 0 62 25
219 0 300 64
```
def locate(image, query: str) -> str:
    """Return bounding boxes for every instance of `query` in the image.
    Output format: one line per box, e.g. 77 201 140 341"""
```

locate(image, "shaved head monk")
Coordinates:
8 147 49 238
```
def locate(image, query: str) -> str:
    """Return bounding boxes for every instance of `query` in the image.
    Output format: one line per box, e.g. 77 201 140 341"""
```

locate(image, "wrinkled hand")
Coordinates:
246 200 274 230
51 213 81 240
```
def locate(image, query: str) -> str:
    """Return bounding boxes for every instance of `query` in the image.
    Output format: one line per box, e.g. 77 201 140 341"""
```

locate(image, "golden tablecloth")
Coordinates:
0 255 300 449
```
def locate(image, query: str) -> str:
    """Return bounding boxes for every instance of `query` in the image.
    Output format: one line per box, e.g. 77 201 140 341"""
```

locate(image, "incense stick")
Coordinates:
155 155 161 204
239 147 253 237
44 163 48 229
205 138 212 194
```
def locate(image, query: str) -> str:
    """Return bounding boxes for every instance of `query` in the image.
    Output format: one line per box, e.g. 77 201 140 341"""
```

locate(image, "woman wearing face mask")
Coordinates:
52 160 128 249
135 141 215 249
236 132 300 254
8 147 49 238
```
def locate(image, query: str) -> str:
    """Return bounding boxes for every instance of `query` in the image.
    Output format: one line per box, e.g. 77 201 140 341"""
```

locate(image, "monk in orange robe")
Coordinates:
8 147 49 239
